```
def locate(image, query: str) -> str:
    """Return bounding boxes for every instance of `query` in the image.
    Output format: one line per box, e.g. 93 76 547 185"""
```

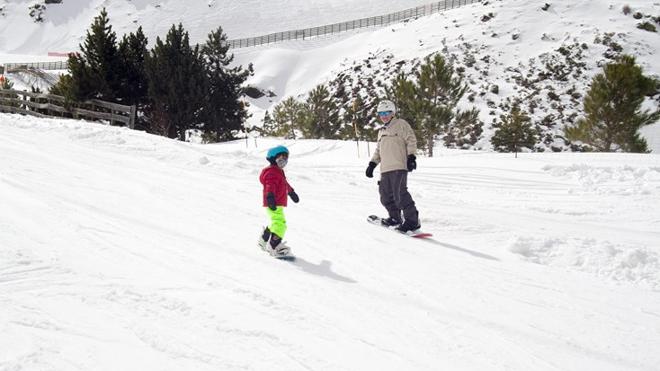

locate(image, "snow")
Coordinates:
228 0 660 151
1 0 659 150
0 0 448 53
2 2 660 366
1 113 660 370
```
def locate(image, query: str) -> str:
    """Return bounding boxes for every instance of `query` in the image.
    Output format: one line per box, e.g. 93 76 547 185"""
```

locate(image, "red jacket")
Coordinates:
260 165 293 207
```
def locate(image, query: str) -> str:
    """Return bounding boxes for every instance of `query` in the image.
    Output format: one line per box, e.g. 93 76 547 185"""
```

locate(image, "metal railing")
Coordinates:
227 0 479 48
0 0 479 71
4 61 68 71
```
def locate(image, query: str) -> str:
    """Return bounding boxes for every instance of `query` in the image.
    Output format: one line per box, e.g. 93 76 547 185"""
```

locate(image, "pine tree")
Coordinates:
268 97 305 139
565 55 659 152
302 84 339 139
389 54 467 156
388 73 420 127
261 110 277 136
68 8 123 102
118 27 149 108
416 54 467 157
444 108 483 148
491 105 538 156
200 27 253 142
342 95 376 141
145 24 208 140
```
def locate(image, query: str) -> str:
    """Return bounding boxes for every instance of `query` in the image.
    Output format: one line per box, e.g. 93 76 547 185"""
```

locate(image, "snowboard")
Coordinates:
367 215 433 238
275 254 296 262
258 240 296 261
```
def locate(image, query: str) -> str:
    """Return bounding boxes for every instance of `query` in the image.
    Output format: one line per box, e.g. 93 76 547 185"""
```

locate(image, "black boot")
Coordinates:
269 234 282 248
261 227 271 244
269 234 290 256
381 217 402 227
396 220 421 233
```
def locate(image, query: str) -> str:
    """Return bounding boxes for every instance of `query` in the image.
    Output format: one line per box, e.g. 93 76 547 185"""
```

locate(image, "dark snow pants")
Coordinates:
379 170 419 224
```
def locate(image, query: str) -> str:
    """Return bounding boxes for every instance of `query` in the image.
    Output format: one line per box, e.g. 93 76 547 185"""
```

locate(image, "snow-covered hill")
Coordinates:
1 0 659 151
0 0 443 52
231 0 660 151
2 1 660 369
2 113 660 370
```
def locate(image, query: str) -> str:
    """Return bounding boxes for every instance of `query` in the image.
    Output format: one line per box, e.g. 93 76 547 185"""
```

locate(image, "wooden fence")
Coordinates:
0 89 136 129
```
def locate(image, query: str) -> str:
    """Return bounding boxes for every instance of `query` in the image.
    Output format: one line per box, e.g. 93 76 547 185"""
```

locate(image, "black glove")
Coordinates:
288 190 299 203
407 155 417 172
366 161 377 178
266 192 277 210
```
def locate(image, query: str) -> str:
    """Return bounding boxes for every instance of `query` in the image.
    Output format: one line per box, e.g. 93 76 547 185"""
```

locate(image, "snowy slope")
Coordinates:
2 0 659 151
230 0 660 151
2 113 660 370
0 0 441 53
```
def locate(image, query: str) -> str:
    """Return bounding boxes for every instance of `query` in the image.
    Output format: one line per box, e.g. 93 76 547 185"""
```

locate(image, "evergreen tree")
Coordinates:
444 108 483 148
416 54 467 157
200 27 254 142
302 84 339 139
118 27 149 108
491 105 538 156
342 95 376 141
261 110 277 136
145 24 208 140
268 97 305 139
61 54 95 101
49 74 73 97
565 55 659 152
389 54 467 156
67 8 123 102
388 73 420 129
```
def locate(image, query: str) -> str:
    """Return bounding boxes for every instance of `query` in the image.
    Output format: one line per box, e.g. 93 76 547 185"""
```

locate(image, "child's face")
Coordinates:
275 153 288 168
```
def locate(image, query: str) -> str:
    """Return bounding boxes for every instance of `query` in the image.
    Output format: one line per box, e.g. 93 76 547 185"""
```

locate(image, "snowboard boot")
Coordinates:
396 220 421 233
269 234 290 256
258 227 271 250
381 217 402 227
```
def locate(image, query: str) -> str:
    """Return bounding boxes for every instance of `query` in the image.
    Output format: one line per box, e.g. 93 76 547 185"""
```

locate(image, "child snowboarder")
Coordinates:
258 145 299 257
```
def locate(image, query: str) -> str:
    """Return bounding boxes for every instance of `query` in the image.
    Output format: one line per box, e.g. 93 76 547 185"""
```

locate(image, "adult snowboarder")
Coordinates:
365 99 421 233
258 145 299 257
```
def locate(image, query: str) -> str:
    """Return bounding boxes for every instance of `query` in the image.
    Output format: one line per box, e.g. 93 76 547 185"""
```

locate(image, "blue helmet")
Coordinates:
266 145 289 160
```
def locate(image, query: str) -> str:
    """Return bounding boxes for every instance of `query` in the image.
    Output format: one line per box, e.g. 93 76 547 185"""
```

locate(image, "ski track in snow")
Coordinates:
1 113 660 370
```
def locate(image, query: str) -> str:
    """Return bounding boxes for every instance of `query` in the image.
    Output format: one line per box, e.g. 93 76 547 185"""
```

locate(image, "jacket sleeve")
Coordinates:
262 170 279 194
370 131 382 164
402 120 417 156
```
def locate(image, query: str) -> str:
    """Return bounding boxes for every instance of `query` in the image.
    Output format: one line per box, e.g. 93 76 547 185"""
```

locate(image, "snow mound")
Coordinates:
543 164 660 196
510 237 660 290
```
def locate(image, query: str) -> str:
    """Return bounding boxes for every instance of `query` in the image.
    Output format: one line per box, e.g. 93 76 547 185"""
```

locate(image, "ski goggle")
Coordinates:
377 111 393 117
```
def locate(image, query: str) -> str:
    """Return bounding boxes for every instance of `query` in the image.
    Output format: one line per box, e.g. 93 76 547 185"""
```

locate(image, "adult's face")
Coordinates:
377 111 394 124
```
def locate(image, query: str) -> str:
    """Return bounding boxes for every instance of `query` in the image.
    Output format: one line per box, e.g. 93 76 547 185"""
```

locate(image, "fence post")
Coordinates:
129 105 137 129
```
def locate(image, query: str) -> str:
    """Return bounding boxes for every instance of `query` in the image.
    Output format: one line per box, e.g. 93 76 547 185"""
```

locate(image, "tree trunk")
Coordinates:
427 134 435 157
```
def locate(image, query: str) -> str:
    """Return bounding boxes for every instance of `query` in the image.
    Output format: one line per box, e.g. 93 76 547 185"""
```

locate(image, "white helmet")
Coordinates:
376 99 396 115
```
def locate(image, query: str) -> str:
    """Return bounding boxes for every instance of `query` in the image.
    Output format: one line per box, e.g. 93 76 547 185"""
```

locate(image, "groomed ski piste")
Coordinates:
2 113 659 370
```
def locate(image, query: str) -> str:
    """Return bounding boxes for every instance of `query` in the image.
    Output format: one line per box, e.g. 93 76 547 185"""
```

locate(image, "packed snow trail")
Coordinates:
1 114 660 370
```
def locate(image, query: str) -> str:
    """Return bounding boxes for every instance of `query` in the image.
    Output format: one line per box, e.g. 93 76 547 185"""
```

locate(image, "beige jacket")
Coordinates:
371 118 417 173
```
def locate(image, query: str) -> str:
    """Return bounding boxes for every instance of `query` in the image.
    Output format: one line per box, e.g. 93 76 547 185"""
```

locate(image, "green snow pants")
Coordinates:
266 206 287 238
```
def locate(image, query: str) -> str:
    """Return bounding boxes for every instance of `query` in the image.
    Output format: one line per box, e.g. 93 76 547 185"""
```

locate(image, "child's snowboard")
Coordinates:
367 215 433 238
258 240 296 261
